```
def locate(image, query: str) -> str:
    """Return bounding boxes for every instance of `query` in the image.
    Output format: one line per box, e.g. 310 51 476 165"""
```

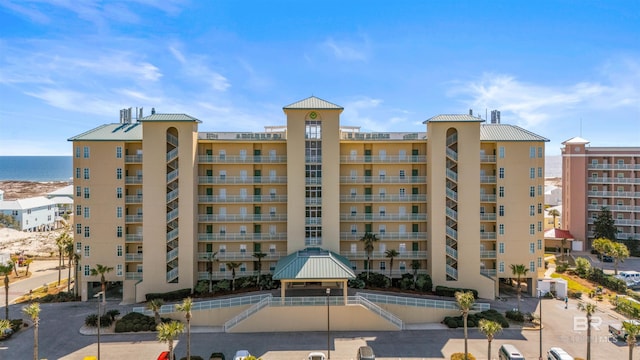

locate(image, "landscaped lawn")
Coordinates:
551 272 592 293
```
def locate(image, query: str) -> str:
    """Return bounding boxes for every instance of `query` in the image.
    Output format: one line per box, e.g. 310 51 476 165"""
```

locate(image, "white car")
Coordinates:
547 347 574 360
233 350 251 360
308 352 326 360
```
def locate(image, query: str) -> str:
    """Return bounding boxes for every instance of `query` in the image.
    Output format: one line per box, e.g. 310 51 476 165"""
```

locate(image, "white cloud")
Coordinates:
168 45 230 92
25 88 122 115
323 38 369 61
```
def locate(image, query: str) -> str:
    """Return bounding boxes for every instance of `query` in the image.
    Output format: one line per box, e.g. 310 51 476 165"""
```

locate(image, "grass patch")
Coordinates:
551 273 592 293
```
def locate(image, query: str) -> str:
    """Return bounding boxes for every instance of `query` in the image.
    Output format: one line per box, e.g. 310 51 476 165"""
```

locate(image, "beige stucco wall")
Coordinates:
285 109 307 252
161 304 252 326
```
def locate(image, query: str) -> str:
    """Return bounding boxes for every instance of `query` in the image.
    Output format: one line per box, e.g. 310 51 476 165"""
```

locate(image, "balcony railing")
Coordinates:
480 269 497 277
198 154 287 163
340 232 427 240
340 213 427 221
198 233 287 241
480 250 497 259
480 194 497 202
480 176 497 183
125 215 143 223
198 195 287 203
197 251 287 261
480 232 497 240
125 234 143 242
198 176 287 184
588 178 640 184
339 194 426 202
125 176 143 184
125 154 143 163
340 155 427 163
125 195 143 204
125 272 143 280
587 191 640 198
340 251 428 259
588 164 640 170
480 155 496 163
480 213 497 221
587 204 640 212
340 176 426 184
125 253 143 262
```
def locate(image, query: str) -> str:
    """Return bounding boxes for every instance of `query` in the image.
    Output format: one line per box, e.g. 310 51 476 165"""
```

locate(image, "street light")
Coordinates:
538 289 543 360
326 287 331 360
94 291 104 360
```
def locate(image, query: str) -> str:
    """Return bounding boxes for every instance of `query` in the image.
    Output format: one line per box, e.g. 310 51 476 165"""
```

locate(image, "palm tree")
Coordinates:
411 260 421 287
611 242 630 275
478 319 502 360
359 232 379 280
623 320 640 360
253 252 267 288
0 319 11 336
548 208 560 228
24 258 33 276
176 297 193 360
65 240 74 293
72 252 81 298
23 302 40 360
560 238 568 263
147 299 165 325
456 291 475 360
510 264 528 313
55 229 71 285
578 301 597 360
207 251 218 293
156 320 185 360
385 249 399 280
0 262 14 320
90 264 113 303
226 262 241 291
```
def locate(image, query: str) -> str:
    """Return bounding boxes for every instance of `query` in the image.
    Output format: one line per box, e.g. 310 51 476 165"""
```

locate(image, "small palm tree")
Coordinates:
72 252 81 298
226 262 241 291
23 302 40 360
385 249 399 280
147 299 165 325
0 319 11 335
0 262 14 320
578 301 597 360
90 264 114 303
206 251 218 293
623 321 640 360
411 260 420 287
157 320 184 360
65 240 74 293
359 232 379 280
55 229 71 285
548 208 560 228
455 291 475 360
510 264 528 313
253 252 267 288
175 297 193 360
478 319 502 360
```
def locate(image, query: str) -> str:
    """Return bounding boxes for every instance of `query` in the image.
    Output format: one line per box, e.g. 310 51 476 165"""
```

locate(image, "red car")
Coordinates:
157 351 175 360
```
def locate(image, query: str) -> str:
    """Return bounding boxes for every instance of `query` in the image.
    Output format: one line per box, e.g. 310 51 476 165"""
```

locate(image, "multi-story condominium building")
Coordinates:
69 96 548 303
561 137 640 249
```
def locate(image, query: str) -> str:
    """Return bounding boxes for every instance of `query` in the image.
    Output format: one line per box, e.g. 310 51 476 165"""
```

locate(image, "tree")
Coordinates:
147 299 165 325
593 238 614 270
478 319 502 360
455 291 475 360
610 242 630 275
575 257 591 278
23 302 40 360
385 249 399 280
253 252 267 288
593 206 618 242
623 320 640 360
560 238 568 263
510 264 528 313
175 297 193 360
226 262 241 291
72 252 81 298
411 260 421 287
359 232 379 280
206 251 218 293
90 264 114 303
65 240 75 293
156 320 184 360
578 301 597 360
24 258 33 277
0 262 14 320
55 229 71 286
548 208 560 228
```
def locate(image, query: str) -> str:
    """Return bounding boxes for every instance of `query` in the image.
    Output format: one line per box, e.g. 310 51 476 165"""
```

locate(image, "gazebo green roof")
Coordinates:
273 248 356 280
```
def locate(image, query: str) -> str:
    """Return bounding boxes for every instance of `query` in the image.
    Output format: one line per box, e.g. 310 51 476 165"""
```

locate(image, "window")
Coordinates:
117 226 122 238
76 205 82 216
592 159 598 165
499 168 505 179
530 261 535 272
351 225 357 234
116 264 123 276
530 186 535 197
618 173 624 178
84 207 90 219
116 187 122 198
530 205 535 216
84 187 90 199
76 242 82 251
240 244 247 253
379 170 386 180
530 243 535 254
538 203 543 214
116 207 122 218
83 168 90 180
269 225 276 235
530 146 536 158
538 221 543 232
499 243 504 254
76 168 81 179
270 207 276 216
84 245 90 257
537 239 542 250
219 226 226 235
219 245 226 253
399 170 405 179
529 224 535 235
76 224 82 234
75 146 81 158
538 185 543 196
499 147 505 158
219 150 226 160
379 206 386 216
219 170 226 180
117 245 123 256
538 167 543 178
83 146 90 158
399 188 406 197
116 146 122 158
269 244 276 253
76 186 81 197
538 257 542 268
538 147 543 158
116 168 122 179
84 265 90 276
499 224 504 235
499 186 504 197
84 226 90 238
530 168 535 179
380 261 386 271
499 205 504 216
379 224 386 234
240 226 247 235
499 261 505 273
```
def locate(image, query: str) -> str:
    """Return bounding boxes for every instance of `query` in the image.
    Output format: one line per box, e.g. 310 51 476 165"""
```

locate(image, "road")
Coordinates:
0 260 65 305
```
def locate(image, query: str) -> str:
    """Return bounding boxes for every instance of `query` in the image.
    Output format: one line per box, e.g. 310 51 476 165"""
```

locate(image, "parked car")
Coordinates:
157 351 175 360
210 352 226 360
603 255 613 262
307 352 326 360
547 347 574 360
609 319 640 341
233 350 251 360
357 346 376 360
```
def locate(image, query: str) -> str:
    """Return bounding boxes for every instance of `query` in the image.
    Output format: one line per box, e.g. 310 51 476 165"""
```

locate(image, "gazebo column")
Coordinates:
342 279 348 304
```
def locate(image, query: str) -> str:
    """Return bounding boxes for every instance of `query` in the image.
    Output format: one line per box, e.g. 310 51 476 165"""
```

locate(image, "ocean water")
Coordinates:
0 156 73 181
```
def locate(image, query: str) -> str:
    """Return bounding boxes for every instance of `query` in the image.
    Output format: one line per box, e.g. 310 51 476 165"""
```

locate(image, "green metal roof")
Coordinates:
480 124 549 142
283 96 343 110
273 248 356 280
139 113 201 122
68 123 143 141
423 114 483 123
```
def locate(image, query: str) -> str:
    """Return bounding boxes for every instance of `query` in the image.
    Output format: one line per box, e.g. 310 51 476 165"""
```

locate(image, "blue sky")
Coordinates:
1 0 638 156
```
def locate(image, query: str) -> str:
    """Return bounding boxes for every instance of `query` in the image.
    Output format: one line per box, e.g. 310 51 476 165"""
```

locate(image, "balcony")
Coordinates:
480 268 497 277
340 250 428 259
480 176 497 184
587 191 640 198
588 177 640 184
588 164 640 170
199 195 287 203
339 194 426 202
480 194 497 202
197 251 287 261
125 253 143 262
480 250 497 259
125 272 143 280
480 155 496 163
198 176 287 184
340 232 427 240
125 176 143 184
125 234 143 242
480 213 497 221
125 215 143 223
125 195 143 204
198 270 259 281
198 232 287 241
340 176 426 184
340 155 426 163
587 204 640 212
480 232 497 240
125 154 143 163
198 154 287 163
199 214 287 222
340 213 427 221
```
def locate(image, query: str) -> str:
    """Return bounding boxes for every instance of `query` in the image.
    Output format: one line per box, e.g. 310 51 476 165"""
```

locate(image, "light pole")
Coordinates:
94 291 104 360
326 287 331 360
538 289 543 360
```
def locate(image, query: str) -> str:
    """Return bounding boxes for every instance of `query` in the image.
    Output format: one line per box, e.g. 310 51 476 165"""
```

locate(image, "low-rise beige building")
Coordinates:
69 96 548 303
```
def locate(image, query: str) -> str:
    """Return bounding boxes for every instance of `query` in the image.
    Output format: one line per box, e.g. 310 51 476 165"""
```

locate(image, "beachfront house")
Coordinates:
0 196 58 231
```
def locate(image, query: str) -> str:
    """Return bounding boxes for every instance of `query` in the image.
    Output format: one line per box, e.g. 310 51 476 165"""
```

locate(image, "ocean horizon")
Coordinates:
0 156 72 182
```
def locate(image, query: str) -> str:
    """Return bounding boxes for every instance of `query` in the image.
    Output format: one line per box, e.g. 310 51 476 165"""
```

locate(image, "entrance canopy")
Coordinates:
273 248 356 302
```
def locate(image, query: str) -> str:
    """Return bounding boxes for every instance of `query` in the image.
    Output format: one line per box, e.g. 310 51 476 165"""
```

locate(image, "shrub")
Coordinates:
348 278 366 289
451 352 476 360
115 311 158 333
575 257 591 278
213 280 230 292
555 263 568 273
399 277 414 290
99 314 113 327
106 309 120 321
444 317 458 328
85 314 98 327
442 310 509 329
145 288 191 302
435 286 478 298
194 280 210 294
9 319 22 333
415 274 433 292
505 310 525 322
114 321 126 332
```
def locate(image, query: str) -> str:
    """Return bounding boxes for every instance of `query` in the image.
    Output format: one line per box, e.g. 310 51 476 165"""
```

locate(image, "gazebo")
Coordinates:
544 228 576 256
273 248 356 303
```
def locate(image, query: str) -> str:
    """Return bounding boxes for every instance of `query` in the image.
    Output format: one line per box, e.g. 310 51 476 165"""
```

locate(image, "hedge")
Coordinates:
145 288 192 302
443 309 509 329
435 286 478 299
